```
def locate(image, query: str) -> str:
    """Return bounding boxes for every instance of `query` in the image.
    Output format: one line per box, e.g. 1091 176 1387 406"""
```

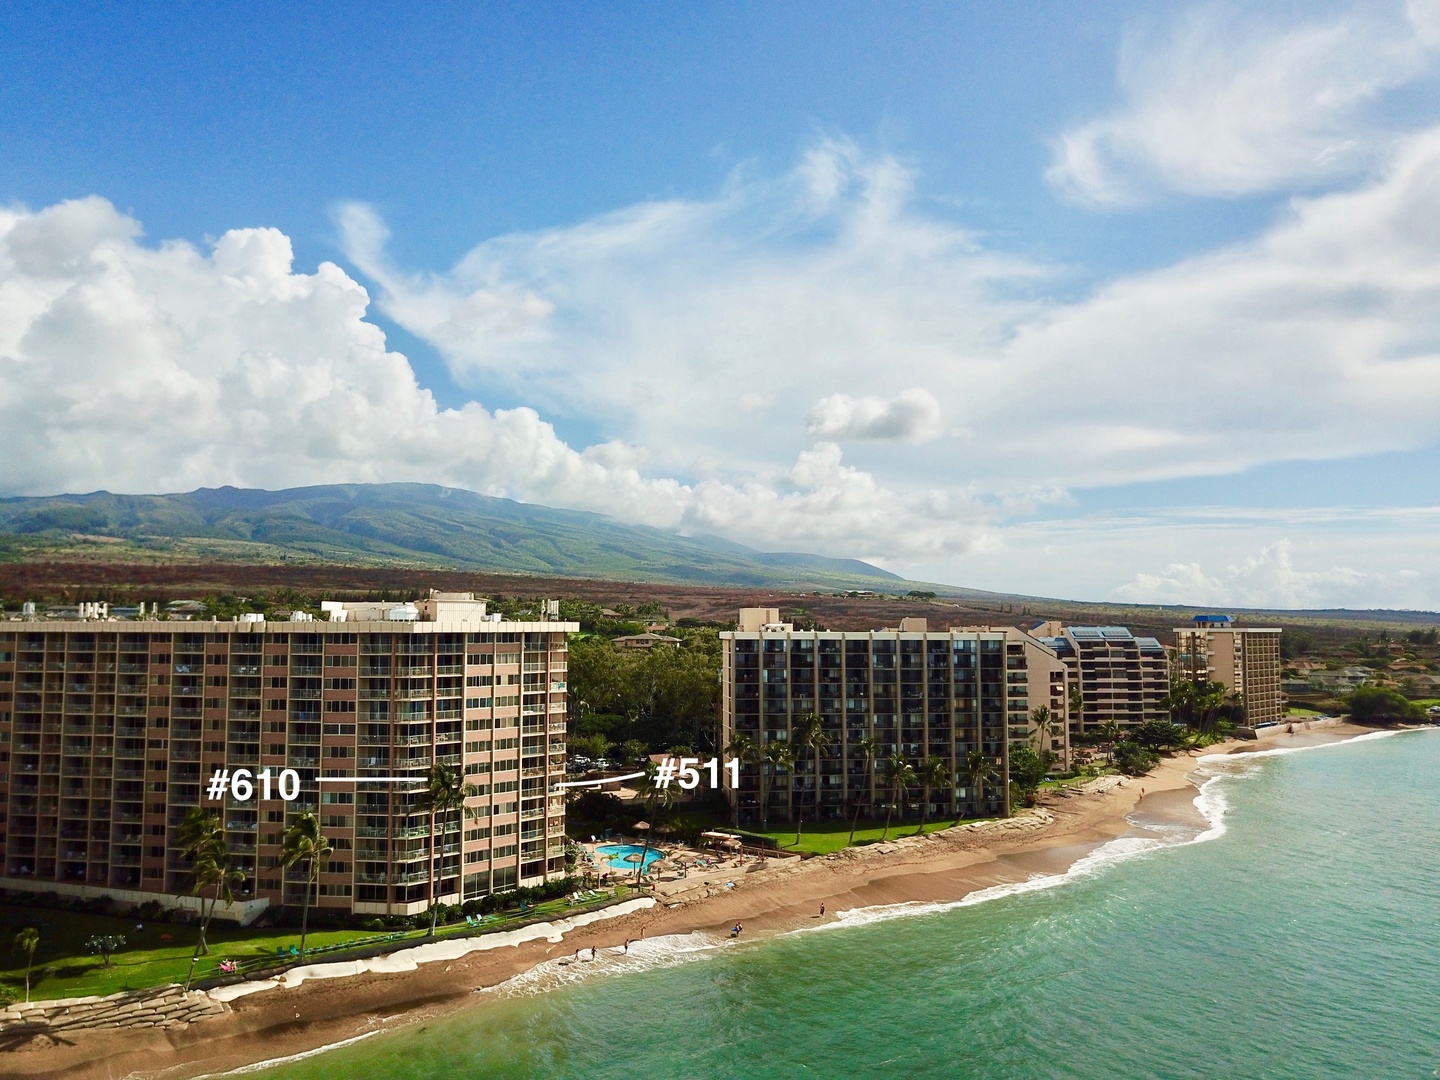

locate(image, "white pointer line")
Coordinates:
552 771 645 790
315 776 426 784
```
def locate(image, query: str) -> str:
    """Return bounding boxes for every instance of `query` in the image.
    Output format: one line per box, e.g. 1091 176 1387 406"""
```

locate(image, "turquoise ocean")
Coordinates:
250 730 1440 1079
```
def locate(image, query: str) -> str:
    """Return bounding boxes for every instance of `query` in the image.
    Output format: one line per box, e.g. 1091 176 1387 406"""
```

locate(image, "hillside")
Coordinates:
0 483 942 593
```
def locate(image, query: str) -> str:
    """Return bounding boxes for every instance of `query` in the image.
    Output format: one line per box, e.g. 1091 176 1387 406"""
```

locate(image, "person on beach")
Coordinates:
819 903 825 917
624 939 632 953
591 946 597 960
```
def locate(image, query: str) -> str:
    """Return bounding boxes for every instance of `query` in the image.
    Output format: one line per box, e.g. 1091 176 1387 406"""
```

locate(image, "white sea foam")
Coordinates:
190 1029 381 1077
207 897 658 1002
1196 727 1403 763
807 729 1413 934
479 929 730 999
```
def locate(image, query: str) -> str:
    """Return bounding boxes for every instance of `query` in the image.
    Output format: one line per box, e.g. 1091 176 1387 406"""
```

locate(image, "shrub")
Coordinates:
1345 686 1426 723
1111 741 1160 776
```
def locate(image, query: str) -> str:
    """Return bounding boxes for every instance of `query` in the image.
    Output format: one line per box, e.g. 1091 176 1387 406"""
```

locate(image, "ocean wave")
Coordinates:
478 930 729 998
810 730 1415 935
190 1030 382 1077
1196 728 1405 764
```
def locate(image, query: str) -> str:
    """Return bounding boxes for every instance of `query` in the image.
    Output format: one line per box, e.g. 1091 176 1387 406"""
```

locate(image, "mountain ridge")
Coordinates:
0 483 957 593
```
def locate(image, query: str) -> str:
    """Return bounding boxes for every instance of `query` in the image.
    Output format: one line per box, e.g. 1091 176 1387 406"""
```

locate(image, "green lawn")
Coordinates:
0 890 625 1002
1285 706 1325 717
726 817 977 856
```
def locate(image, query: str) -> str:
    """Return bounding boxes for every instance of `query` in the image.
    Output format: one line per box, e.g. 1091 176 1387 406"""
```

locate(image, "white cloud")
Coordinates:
0 196 986 563
10 122 1440 605
1048 4 1439 204
343 130 1440 499
804 388 941 442
1110 541 1376 608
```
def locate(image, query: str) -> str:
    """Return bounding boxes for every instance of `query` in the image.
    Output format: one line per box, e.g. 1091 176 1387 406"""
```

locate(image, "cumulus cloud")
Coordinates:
804 388 941 442
344 130 1440 497
1047 4 1440 204
0 196 986 563
1110 541 1377 608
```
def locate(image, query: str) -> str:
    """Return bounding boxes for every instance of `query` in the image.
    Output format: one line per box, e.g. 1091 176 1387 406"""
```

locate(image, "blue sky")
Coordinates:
2 1 1439 609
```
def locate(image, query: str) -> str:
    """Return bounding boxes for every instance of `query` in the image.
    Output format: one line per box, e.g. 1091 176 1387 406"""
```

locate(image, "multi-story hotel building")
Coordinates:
0 592 575 920
1029 623 1170 734
718 609 1065 823
1173 615 1283 726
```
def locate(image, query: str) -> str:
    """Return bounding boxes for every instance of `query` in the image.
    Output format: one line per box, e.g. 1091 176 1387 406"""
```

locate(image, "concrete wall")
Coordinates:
0 876 271 926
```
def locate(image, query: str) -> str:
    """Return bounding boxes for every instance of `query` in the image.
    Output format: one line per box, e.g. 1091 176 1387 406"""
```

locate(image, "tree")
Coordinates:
881 754 916 842
13 928 38 1003
418 763 482 936
1345 686 1425 723
86 934 125 968
570 733 609 761
177 805 246 984
1112 740 1160 776
1098 720 1123 764
847 736 878 847
632 761 678 883
1008 744 1049 807
792 713 830 845
761 740 793 831
280 810 333 961
916 756 949 837
1029 706 1056 757
960 749 998 822
619 739 650 766
725 732 759 830
1164 677 1239 734
1131 719 1184 752
1069 686 1085 735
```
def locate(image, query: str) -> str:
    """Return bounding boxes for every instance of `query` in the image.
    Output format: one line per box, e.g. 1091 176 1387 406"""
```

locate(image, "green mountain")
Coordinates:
0 483 924 591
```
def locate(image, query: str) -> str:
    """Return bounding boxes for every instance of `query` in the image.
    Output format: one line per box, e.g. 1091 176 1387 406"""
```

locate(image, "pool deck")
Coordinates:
577 838 800 901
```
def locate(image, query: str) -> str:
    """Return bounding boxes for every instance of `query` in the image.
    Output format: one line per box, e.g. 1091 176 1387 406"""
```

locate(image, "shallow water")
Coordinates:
249 729 1440 1079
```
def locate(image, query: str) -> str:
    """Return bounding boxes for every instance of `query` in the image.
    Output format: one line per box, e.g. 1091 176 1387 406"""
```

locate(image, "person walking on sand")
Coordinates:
819 903 825 917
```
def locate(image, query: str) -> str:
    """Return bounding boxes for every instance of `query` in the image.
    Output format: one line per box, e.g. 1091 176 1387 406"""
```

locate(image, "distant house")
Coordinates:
613 632 683 650
1308 666 1374 693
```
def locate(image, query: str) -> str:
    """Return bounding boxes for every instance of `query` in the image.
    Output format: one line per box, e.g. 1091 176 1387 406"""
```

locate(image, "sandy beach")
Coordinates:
2 721 1382 1080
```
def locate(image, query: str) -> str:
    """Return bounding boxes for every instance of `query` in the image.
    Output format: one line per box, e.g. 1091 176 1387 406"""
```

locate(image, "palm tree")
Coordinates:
13 927 38 1003
177 806 245 980
1069 685 1085 742
1099 720 1123 765
792 713 830 845
960 749 998 822
916 756 949 837
724 732 758 830
847 735 878 847
418 762 482 936
760 739 793 832
881 753 916 841
632 762 678 884
280 810 333 961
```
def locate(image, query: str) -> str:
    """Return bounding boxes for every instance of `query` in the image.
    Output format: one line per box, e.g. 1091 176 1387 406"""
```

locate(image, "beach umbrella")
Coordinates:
633 820 652 831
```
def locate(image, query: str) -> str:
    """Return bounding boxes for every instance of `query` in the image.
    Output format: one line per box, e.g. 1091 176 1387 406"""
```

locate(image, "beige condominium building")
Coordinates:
719 609 1065 824
0 592 575 922
955 626 1071 768
1172 615 1283 727
1029 623 1170 734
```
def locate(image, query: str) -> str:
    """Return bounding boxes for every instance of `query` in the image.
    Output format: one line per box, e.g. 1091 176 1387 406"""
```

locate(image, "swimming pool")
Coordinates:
595 843 664 873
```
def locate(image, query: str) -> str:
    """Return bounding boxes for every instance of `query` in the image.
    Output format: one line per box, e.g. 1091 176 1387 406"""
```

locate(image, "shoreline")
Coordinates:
3 721 1388 1080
